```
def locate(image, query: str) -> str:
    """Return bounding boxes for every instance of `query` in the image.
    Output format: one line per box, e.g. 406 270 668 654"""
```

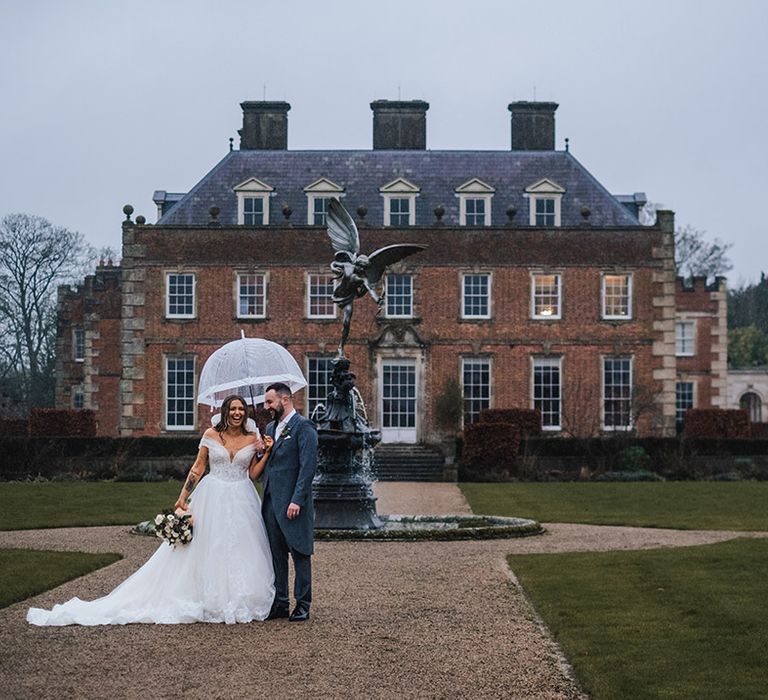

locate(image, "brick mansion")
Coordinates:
55 99 728 448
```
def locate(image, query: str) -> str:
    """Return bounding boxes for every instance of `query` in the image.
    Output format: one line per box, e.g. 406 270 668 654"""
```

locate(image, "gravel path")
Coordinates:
1 483 765 700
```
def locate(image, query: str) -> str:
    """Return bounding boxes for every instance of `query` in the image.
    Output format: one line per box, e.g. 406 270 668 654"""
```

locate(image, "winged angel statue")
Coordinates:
326 199 426 356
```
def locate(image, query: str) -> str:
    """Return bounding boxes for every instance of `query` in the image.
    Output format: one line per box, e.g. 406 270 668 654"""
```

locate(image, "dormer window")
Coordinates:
380 178 420 226
525 178 565 227
303 178 344 225
456 178 494 226
234 177 274 226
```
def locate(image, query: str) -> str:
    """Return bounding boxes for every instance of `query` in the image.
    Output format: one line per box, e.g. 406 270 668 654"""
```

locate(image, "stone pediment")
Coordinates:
525 178 565 194
303 177 345 193
373 323 425 348
455 178 495 194
380 177 420 194
233 177 274 193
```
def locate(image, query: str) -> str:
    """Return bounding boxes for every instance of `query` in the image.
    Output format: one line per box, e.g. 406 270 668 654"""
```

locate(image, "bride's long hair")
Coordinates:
215 395 250 437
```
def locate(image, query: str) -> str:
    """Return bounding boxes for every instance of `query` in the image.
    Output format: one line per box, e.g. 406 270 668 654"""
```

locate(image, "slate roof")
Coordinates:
157 149 641 229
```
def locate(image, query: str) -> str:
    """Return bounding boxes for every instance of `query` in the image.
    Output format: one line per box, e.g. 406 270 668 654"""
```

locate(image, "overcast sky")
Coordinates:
1 0 766 284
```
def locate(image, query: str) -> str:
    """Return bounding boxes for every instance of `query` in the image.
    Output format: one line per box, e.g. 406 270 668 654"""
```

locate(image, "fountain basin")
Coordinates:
313 514 543 541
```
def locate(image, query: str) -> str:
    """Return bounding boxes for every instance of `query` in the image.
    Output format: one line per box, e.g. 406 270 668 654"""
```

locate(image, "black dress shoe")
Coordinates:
266 604 290 620
289 604 310 622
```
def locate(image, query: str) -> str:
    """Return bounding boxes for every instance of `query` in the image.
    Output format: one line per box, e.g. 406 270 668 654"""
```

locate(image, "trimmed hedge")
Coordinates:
28 409 97 437
520 436 768 458
460 422 520 481
751 423 768 439
0 419 26 437
479 408 542 437
0 436 200 481
683 409 751 439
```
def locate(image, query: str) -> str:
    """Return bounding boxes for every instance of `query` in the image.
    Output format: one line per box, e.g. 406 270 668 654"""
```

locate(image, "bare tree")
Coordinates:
674 225 733 279
641 204 732 280
0 214 94 410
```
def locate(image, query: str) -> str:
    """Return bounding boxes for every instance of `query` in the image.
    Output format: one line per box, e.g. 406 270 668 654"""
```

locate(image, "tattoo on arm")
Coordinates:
183 472 198 496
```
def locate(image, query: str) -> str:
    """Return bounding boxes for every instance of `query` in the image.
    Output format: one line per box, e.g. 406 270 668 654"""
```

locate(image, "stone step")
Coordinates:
373 444 448 481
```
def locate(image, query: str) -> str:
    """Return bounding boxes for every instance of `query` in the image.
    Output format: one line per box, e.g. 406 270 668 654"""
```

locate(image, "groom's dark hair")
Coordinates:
266 382 292 398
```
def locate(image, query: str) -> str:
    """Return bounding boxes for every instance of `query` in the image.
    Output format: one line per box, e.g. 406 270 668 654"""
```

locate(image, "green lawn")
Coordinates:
509 538 768 699
0 548 122 609
461 482 768 530
0 482 183 530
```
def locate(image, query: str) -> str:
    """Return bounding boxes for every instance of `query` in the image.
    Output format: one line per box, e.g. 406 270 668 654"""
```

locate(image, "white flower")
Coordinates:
154 514 164 525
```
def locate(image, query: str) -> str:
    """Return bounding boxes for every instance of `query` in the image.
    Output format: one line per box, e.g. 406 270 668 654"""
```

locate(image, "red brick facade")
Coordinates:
55 264 122 436
54 211 729 445
674 276 728 423
93 210 673 441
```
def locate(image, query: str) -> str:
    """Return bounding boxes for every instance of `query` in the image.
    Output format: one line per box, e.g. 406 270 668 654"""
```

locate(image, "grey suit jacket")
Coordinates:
262 413 318 555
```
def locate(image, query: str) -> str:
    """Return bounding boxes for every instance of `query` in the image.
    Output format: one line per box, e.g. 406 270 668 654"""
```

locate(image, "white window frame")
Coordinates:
235 272 267 319
461 273 492 320
306 355 335 418
531 356 562 431
456 179 495 226
602 355 633 431
530 273 562 320
601 273 633 320
675 320 696 356
461 356 492 427
308 195 332 226
740 391 763 423
306 272 337 319
72 384 85 409
73 328 85 362
304 178 344 225
675 380 696 427
165 272 196 319
384 273 414 319
380 178 420 226
234 177 274 225
165 355 196 431
525 178 565 227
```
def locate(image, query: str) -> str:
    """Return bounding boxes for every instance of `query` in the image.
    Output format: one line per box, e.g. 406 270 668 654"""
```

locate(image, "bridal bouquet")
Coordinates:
153 509 193 548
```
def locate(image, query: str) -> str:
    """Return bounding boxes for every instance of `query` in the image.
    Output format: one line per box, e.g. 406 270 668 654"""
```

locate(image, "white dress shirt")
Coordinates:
274 409 296 441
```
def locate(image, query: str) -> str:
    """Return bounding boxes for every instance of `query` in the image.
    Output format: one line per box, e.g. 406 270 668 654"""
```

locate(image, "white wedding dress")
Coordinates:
27 436 275 625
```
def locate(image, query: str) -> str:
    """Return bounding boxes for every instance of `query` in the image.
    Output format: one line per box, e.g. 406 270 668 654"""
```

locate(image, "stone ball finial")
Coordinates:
434 204 445 222
356 205 368 220
229 137 234 152
123 204 134 222
580 206 591 219
506 205 517 221
209 206 220 219
135 215 146 225
282 204 292 220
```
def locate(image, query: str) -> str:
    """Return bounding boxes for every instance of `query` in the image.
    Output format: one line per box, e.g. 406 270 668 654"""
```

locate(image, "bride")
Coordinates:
27 395 276 625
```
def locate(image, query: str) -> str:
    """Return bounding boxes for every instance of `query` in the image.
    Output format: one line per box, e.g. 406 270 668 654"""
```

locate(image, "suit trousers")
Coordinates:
263 494 312 609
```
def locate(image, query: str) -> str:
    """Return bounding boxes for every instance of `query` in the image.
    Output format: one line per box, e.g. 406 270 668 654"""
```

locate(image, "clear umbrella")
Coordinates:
197 332 307 409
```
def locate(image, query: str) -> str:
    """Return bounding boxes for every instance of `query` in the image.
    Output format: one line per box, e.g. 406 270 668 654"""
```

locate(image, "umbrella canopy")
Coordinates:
197 334 307 408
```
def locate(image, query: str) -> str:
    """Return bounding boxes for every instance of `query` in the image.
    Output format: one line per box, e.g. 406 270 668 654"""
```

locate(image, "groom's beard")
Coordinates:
271 404 284 423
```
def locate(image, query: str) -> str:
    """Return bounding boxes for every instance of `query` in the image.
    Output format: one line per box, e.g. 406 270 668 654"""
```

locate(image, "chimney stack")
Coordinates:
508 101 558 151
371 100 429 150
239 101 290 150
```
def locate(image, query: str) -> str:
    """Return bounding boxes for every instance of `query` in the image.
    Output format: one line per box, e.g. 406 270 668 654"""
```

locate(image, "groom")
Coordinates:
262 382 318 622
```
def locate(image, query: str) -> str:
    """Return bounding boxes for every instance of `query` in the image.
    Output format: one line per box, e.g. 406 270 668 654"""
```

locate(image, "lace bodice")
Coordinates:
200 436 256 482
